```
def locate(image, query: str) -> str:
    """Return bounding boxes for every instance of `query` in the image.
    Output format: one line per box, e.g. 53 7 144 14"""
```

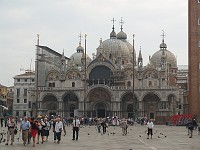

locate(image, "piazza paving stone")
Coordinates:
0 124 200 150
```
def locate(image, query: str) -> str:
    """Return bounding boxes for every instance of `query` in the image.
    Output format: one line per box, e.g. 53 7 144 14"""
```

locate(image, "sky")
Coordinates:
0 0 188 87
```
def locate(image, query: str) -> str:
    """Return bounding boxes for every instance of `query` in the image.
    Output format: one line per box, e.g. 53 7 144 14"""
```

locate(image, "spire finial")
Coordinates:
119 17 124 31
62 48 64 55
78 32 82 46
100 38 102 44
37 34 40 45
161 30 166 43
111 18 116 31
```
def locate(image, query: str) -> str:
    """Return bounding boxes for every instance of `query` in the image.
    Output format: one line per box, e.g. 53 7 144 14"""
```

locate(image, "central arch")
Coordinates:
62 92 78 117
143 93 160 119
121 92 138 119
94 102 107 118
88 87 111 117
42 94 58 116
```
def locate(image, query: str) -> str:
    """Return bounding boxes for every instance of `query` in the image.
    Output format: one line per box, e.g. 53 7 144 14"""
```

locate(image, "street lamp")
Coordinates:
132 34 135 119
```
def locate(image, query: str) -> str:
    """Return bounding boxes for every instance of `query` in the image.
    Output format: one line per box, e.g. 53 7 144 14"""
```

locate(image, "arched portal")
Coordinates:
63 92 78 117
167 94 176 116
121 92 138 119
143 93 160 119
88 87 111 117
94 102 107 118
42 94 58 116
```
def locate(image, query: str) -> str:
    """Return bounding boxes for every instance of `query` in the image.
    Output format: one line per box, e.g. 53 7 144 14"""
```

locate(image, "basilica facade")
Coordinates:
28 23 183 120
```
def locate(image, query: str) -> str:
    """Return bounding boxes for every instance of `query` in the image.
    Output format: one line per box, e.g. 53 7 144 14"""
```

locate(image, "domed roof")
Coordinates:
98 38 130 56
150 42 177 68
68 44 91 68
117 30 127 40
76 43 84 53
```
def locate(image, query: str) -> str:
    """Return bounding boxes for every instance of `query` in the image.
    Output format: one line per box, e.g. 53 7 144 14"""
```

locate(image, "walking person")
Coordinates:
36 118 42 144
41 118 50 143
62 118 66 136
120 118 127 136
101 120 107 134
187 119 194 138
20 116 31 146
5 117 16 145
54 117 63 144
198 121 200 135
72 116 80 140
30 118 38 147
147 119 154 139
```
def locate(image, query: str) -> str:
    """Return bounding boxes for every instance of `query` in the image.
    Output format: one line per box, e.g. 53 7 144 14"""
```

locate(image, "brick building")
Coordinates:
188 0 200 119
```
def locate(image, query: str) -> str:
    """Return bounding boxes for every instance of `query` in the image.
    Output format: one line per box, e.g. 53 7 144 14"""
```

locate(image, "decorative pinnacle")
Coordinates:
37 34 40 45
119 17 124 31
161 30 166 43
78 32 82 45
111 18 116 30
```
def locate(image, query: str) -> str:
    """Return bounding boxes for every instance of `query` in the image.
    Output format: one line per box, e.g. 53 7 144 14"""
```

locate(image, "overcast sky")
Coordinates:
0 0 188 87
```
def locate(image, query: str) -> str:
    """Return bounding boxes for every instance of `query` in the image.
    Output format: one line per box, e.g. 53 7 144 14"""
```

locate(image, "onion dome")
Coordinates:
117 30 127 40
150 40 177 68
68 42 91 68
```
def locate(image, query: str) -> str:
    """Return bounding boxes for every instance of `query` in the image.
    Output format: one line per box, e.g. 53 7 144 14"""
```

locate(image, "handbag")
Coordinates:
14 128 18 135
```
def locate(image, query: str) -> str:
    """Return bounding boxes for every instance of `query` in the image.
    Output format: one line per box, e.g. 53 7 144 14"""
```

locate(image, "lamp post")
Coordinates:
132 34 135 119
84 34 87 117
35 34 39 118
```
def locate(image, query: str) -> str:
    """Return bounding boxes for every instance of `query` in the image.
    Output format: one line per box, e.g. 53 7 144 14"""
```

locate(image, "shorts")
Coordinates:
38 130 42 136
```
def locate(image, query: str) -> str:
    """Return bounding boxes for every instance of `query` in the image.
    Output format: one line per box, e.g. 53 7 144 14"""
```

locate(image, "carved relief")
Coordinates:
89 89 111 102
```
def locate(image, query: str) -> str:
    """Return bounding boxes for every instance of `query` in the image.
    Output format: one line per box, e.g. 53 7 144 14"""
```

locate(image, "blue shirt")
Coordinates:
21 120 30 130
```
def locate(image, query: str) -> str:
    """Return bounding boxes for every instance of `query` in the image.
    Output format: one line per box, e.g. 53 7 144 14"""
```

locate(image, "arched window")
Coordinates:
127 81 131 87
70 104 75 113
149 81 152 87
72 82 75 87
127 104 133 112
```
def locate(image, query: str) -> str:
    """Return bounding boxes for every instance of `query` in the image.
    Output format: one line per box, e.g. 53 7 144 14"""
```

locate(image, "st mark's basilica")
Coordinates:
29 20 182 120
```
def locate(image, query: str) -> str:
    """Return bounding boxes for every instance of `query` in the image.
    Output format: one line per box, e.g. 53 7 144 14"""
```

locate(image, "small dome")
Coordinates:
110 30 116 39
76 43 84 53
68 50 91 68
160 42 167 49
117 30 127 40
151 49 177 68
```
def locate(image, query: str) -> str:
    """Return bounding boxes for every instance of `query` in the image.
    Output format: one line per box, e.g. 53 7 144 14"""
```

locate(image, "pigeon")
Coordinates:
139 135 141 137
158 136 160 138
107 133 109 135
88 133 90 135
165 136 167 138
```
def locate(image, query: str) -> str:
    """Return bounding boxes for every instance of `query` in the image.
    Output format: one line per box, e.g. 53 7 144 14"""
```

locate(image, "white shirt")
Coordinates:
72 119 80 127
147 121 154 129
55 121 63 133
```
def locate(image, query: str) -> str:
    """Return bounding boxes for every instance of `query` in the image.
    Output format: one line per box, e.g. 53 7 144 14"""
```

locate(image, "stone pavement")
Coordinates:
0 124 200 150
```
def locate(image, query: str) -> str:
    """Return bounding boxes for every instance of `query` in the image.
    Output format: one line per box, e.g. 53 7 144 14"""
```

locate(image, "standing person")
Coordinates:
62 118 66 136
120 118 127 136
187 119 194 138
30 118 38 147
101 120 107 134
147 119 154 139
54 117 63 144
41 118 50 142
20 116 31 146
5 118 16 145
198 121 200 135
36 118 42 144
72 116 80 140
0 117 3 127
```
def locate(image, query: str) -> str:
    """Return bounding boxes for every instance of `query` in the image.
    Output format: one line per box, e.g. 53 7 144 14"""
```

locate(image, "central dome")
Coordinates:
97 38 130 57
